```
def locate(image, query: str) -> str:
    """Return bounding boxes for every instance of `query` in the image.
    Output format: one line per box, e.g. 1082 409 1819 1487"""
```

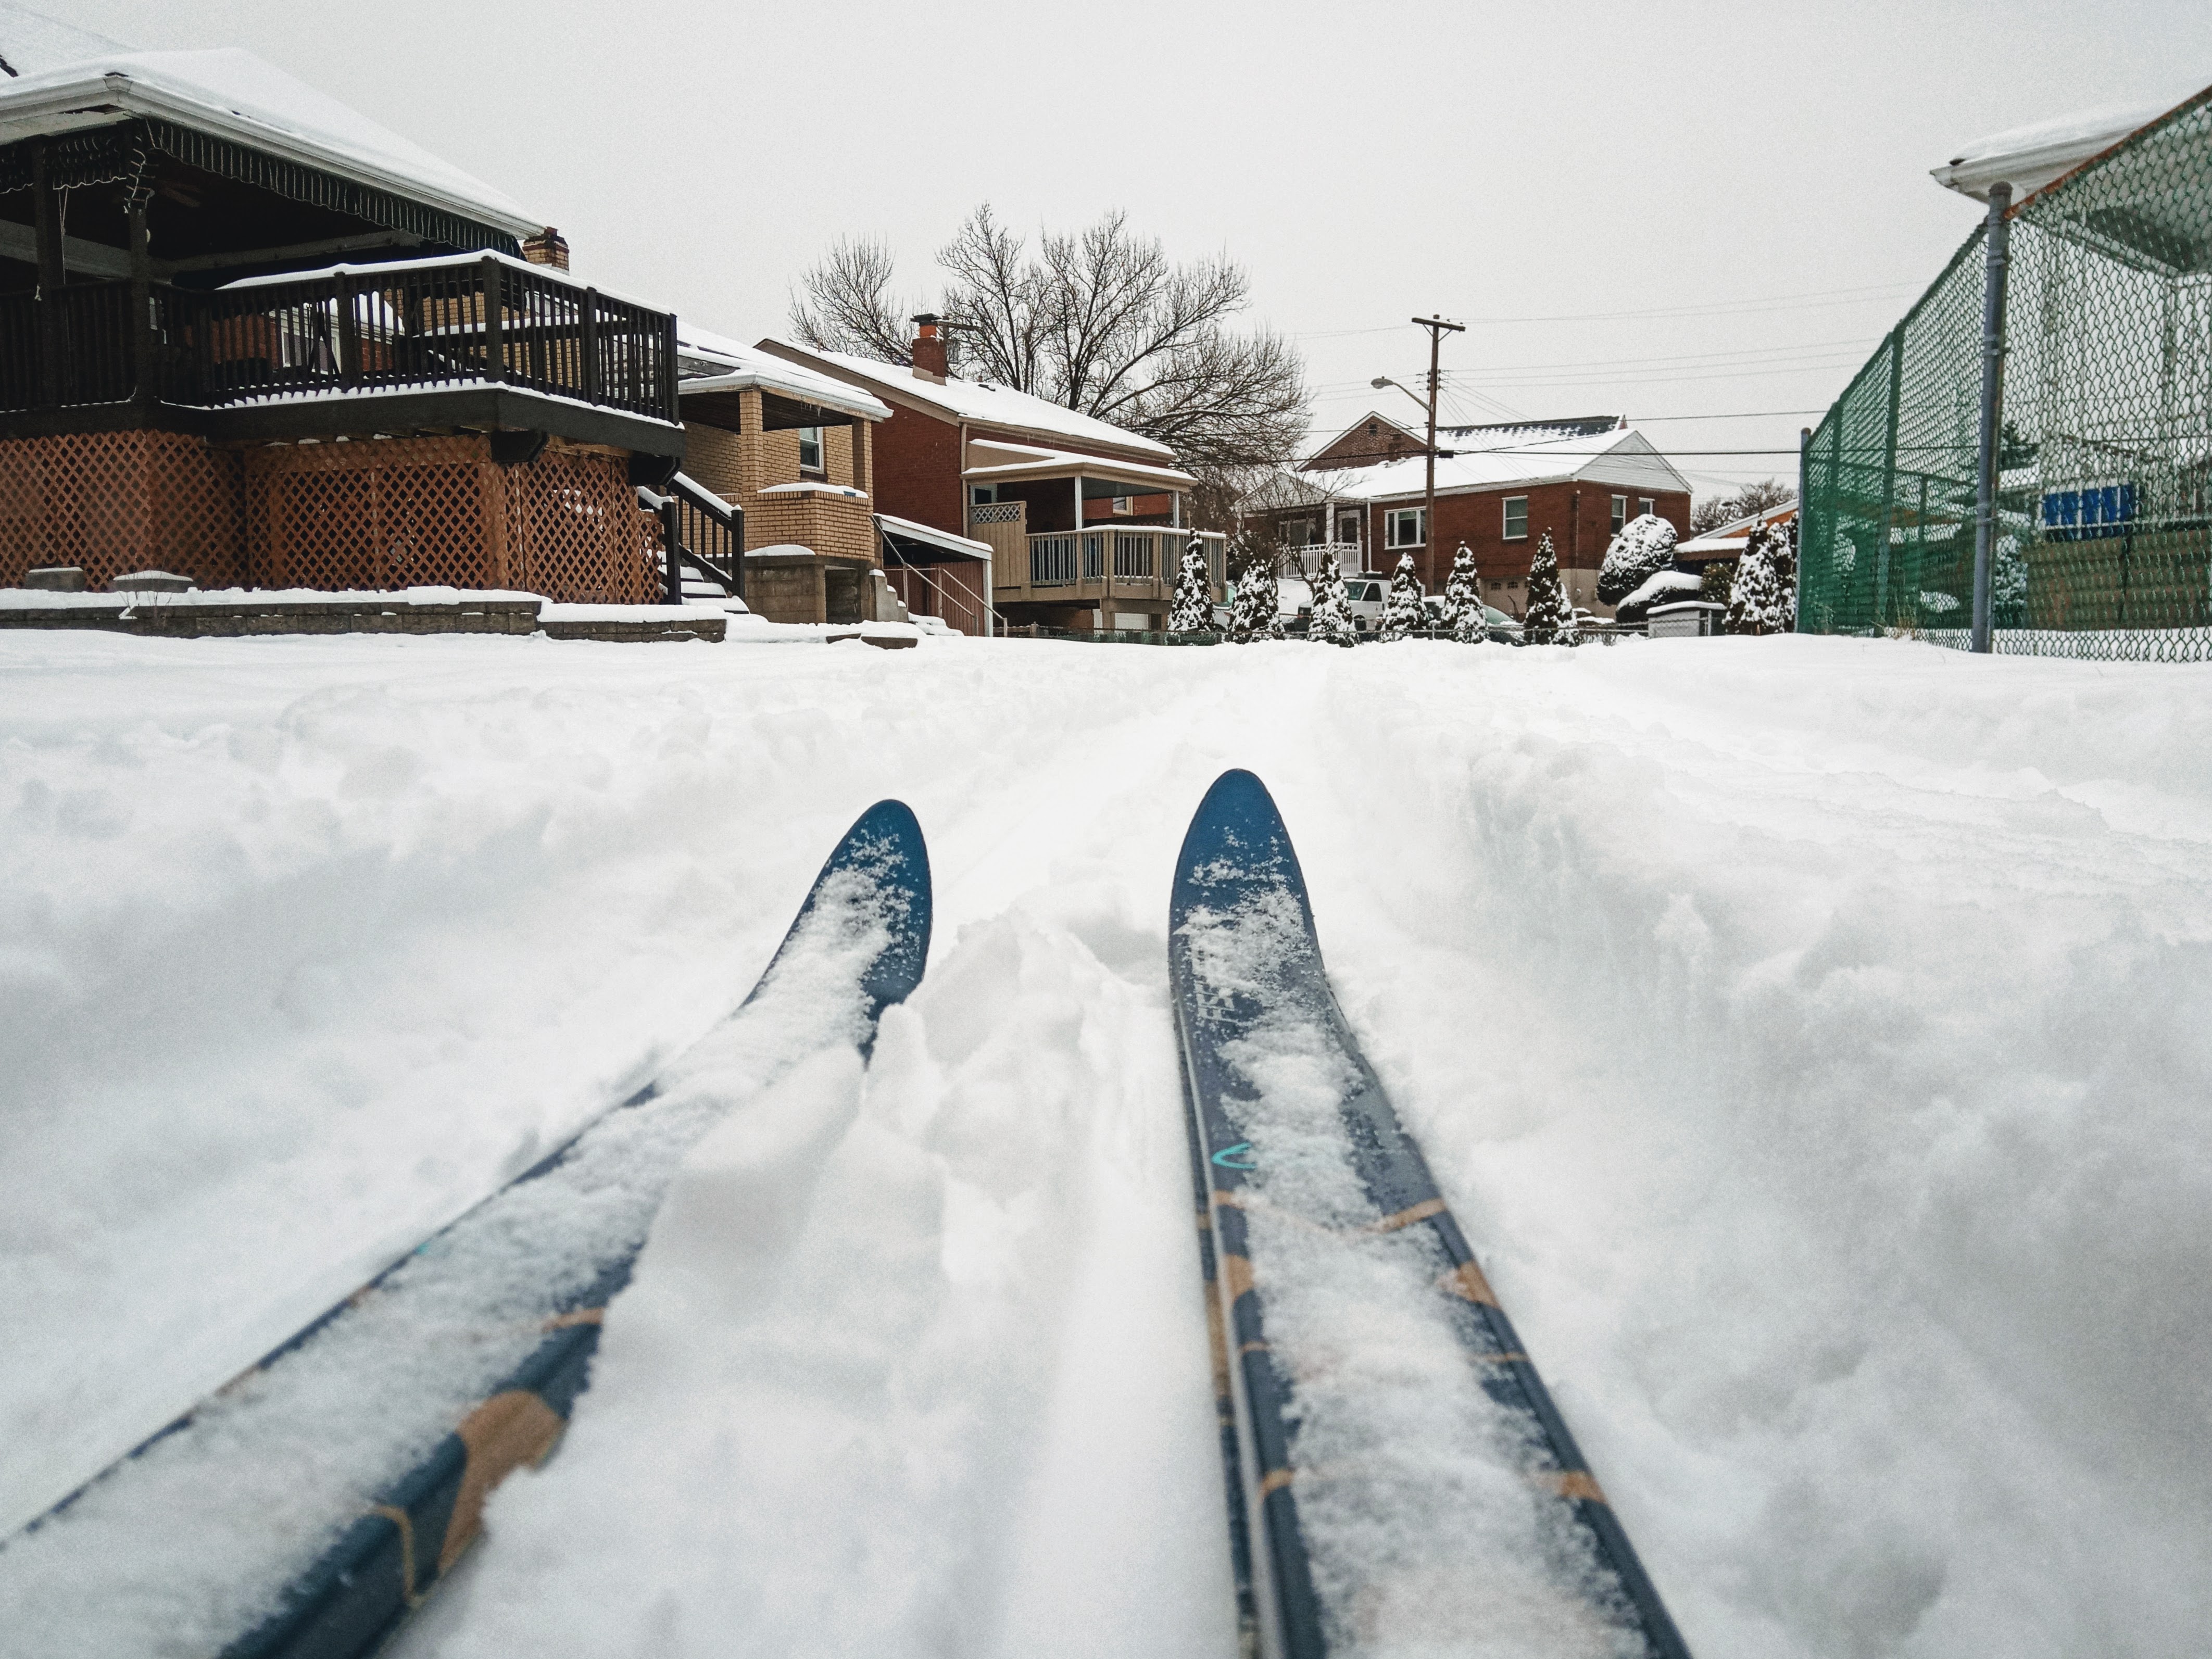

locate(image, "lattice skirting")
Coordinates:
0 431 245 589
246 438 655 602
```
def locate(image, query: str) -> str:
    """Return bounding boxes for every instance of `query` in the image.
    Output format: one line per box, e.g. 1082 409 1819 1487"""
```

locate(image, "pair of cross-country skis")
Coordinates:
4 771 1691 1659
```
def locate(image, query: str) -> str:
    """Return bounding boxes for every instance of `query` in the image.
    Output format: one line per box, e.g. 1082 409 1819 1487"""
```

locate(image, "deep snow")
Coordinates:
2 629 2208 1658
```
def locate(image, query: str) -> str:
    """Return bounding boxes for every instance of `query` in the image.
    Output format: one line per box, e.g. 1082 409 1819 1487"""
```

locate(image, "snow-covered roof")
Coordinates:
1301 427 1690 505
1437 415 1625 453
756 340 1178 462
1931 78 2210 203
962 435 1196 490
876 512 991 560
677 324 890 423
0 45 541 238
0 2 125 78
1678 502 1796 560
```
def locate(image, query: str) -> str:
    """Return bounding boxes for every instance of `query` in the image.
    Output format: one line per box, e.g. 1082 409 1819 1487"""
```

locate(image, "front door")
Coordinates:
1334 507 1364 567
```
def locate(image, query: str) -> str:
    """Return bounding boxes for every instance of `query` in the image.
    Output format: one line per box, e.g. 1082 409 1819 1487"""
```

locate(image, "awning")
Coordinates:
877 512 990 562
962 436 1196 492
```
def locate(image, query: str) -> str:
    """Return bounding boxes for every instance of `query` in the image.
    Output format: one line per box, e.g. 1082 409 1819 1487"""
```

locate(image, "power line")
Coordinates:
1290 280 1920 337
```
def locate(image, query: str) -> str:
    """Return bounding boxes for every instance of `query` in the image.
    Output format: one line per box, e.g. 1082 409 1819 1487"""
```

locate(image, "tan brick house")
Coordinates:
760 320 1224 634
1248 415 1692 619
673 325 906 626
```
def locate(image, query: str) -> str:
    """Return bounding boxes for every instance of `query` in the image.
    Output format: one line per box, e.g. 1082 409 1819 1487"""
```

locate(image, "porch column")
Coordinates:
128 195 156 412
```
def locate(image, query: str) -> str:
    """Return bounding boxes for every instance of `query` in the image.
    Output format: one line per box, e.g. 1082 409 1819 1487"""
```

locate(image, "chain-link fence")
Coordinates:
1802 87 2212 661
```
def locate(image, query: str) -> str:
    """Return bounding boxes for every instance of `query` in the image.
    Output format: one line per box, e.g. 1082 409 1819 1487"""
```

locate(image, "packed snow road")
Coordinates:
2 630 2207 1658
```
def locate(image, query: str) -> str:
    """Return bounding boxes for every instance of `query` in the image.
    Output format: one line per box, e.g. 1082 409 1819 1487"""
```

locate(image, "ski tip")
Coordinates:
838 799 933 1020
1171 770 1316 935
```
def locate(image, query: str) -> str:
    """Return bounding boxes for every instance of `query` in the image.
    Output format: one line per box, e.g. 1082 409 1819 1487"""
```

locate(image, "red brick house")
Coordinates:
1249 413 1692 619
761 320 1224 634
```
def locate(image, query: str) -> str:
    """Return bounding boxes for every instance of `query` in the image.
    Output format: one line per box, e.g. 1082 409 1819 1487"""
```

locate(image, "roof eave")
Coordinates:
0 71 543 240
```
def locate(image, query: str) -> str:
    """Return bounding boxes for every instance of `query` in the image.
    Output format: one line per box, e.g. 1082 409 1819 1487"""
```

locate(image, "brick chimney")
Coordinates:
522 226 570 270
910 313 947 382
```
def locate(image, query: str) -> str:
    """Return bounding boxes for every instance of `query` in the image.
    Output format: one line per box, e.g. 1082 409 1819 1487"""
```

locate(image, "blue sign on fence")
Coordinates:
2041 483 2136 542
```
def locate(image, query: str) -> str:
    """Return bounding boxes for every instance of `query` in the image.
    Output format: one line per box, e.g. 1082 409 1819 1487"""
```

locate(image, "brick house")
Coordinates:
673 325 917 627
1249 413 1692 618
761 320 1224 634
0 34 689 601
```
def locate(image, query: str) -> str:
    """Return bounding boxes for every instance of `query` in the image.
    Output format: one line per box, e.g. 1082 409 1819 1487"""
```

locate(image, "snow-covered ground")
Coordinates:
2 629 2207 1657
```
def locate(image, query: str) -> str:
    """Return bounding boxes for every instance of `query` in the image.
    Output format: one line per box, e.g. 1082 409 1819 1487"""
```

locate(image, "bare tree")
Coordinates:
788 236 919 365
789 207 1309 512
1691 476 1798 533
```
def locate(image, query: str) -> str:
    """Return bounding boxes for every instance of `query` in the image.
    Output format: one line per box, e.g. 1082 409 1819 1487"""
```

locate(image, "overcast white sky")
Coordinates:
67 0 2212 500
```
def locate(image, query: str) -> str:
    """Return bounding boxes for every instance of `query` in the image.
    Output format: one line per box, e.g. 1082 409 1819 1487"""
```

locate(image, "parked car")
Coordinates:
1341 575 1388 633
1415 594 1524 644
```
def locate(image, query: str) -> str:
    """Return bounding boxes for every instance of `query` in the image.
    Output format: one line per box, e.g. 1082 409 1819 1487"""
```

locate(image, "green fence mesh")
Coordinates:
1801 87 2212 660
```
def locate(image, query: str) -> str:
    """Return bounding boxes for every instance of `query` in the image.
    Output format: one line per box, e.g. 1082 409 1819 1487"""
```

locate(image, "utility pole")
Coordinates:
1413 314 1464 590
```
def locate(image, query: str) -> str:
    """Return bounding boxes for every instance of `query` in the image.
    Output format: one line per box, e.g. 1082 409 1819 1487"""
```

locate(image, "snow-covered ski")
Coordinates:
1168 770 1691 1659
0 801 932 1659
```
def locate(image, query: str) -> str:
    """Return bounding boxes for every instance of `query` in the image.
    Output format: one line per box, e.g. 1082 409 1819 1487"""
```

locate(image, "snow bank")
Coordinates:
1 631 2206 1658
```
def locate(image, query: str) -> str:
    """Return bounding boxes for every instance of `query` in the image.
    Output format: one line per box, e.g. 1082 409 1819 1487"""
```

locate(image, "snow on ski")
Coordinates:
0 801 932 1659
1168 770 1691 1659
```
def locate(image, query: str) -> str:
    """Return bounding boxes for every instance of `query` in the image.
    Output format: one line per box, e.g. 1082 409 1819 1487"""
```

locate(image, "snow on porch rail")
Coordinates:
0 253 679 423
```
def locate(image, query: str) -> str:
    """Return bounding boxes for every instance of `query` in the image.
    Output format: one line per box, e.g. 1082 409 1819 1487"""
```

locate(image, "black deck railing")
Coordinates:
0 255 678 423
668 472 743 599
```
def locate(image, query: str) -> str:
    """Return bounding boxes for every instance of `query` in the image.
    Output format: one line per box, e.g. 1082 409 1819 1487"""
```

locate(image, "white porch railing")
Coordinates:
1286 540 1364 577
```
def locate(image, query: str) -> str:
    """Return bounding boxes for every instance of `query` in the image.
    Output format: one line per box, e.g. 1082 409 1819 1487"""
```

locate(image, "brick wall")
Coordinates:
749 488 878 564
871 407 964 533
684 396 877 556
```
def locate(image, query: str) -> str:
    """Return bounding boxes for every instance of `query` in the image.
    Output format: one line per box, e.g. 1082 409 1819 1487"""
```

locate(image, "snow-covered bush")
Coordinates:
1226 543 1283 643
1443 544 1486 644
1523 532 1572 645
1598 513 1678 606
1994 534 2028 627
1168 538 1214 632
1616 569 1705 626
1378 553 1425 642
1308 552 1357 646
1726 519 1798 635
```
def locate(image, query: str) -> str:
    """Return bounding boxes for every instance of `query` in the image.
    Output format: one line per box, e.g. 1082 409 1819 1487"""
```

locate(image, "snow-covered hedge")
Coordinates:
1598 513 1678 606
1616 570 1704 625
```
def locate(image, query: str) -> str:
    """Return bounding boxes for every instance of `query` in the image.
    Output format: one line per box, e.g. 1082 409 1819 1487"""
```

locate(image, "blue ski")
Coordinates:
6 801 930 1659
1169 770 1690 1659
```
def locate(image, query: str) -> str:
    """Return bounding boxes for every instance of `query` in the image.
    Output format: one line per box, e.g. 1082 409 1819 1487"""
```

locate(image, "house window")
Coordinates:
1385 506 1426 548
1611 494 1627 533
1503 496 1529 541
1112 495 1134 516
1282 516 1319 548
1638 496 1655 518
797 426 824 474
971 484 996 506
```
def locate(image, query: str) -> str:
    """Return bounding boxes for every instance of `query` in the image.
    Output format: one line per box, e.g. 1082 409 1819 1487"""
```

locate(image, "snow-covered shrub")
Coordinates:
1443 544 1486 644
1308 552 1357 646
1226 540 1283 644
1726 519 1798 635
1168 538 1214 632
1523 532 1572 645
1597 513 1678 605
1378 553 1425 642
1994 534 2028 627
1617 570 1706 626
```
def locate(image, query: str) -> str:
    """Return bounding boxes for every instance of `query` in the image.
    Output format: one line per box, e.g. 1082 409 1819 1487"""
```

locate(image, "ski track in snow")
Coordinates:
1 631 2208 1659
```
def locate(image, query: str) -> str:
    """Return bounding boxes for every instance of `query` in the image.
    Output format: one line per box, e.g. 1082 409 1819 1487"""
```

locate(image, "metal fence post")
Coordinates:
1971 183 2014 653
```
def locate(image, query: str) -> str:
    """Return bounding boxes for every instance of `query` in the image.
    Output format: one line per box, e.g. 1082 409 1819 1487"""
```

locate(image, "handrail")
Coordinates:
664 473 744 599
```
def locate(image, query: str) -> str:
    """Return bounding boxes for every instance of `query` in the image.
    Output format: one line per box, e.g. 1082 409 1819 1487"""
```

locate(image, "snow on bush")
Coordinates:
1308 552 1357 647
1597 513 1678 606
1226 535 1283 644
1443 543 1486 645
1168 538 1214 633
1379 552 1425 642
1522 531 1573 645
1994 534 2028 627
1616 570 1705 626
1726 518 1798 634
